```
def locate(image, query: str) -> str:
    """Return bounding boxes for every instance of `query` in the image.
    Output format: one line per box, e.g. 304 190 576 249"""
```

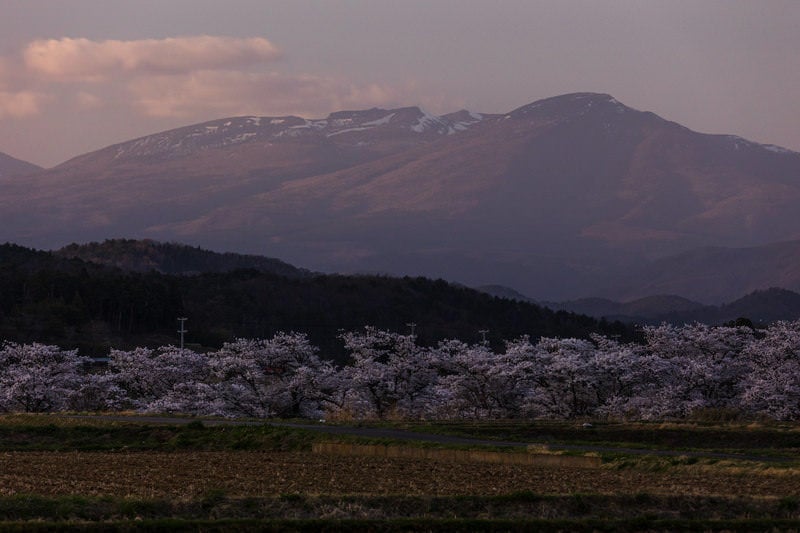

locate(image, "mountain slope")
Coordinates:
2 93 799 301
0 106 491 247
0 151 42 178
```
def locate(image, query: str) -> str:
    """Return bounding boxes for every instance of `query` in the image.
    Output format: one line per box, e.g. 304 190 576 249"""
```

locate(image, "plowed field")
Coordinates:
0 451 797 500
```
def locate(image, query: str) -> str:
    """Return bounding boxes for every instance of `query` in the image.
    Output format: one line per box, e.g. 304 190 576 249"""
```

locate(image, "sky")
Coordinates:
1 0 798 168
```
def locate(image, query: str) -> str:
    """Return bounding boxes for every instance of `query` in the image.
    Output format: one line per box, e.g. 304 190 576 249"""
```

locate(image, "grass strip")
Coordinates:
0 493 798 523
2 518 800 532
392 420 800 451
0 419 319 453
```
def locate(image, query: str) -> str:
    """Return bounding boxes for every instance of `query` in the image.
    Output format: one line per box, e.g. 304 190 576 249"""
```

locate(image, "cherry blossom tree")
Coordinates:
66 372 128 412
587 334 650 419
339 328 440 419
519 337 604 418
209 332 332 418
0 342 89 412
108 345 210 412
634 323 753 418
741 320 800 420
432 338 537 419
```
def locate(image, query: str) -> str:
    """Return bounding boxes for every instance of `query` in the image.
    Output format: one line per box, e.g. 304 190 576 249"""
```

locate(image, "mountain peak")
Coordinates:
509 92 633 119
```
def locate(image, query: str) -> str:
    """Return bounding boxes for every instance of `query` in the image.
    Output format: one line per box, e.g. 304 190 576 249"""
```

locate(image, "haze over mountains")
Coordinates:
2 92 800 303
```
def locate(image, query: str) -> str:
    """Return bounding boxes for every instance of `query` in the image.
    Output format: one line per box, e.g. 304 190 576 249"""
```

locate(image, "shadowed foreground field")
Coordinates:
0 415 799 531
2 450 798 499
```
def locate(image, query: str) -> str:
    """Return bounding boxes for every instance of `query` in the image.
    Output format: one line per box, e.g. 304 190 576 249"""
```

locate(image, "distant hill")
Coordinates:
602 240 800 303
479 286 711 322
56 239 309 278
546 295 705 322
671 288 800 325
0 151 42 178
543 288 800 326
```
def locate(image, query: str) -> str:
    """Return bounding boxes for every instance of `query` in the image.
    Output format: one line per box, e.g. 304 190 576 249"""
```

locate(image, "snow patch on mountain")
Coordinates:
361 113 396 127
228 133 258 144
410 108 448 133
763 144 793 154
445 110 485 134
326 127 373 137
108 106 489 160
722 135 795 155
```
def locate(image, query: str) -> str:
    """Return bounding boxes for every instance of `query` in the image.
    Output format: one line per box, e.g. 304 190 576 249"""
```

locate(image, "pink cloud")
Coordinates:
0 90 48 118
75 91 103 110
2 34 436 132
0 58 48 118
24 36 281 81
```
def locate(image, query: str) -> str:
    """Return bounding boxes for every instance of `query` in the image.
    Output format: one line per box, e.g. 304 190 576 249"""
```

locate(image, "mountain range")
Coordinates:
2 92 800 302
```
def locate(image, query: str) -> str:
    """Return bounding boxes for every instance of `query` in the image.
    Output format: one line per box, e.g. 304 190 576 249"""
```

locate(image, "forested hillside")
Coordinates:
56 239 309 277
0 243 631 359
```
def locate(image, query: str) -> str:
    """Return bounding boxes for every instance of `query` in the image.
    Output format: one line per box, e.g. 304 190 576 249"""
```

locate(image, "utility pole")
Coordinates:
479 329 489 345
406 322 417 337
177 317 188 349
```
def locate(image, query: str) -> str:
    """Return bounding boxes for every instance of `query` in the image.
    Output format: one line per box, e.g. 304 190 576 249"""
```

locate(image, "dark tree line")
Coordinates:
56 238 307 277
0 243 634 359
